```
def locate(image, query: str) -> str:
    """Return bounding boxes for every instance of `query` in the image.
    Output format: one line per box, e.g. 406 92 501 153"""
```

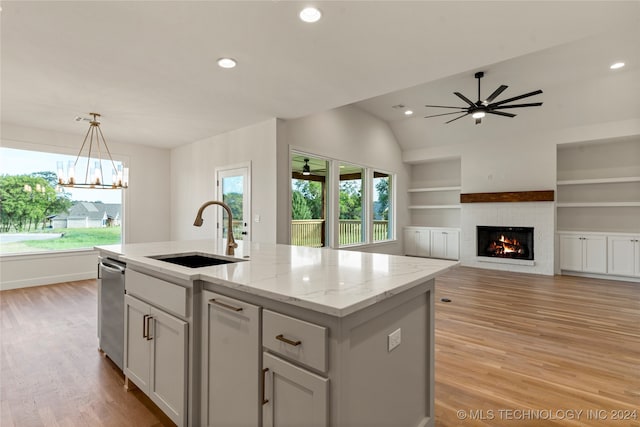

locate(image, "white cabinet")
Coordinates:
405 227 460 260
430 229 460 260
608 235 640 277
262 352 329 427
124 294 188 426
559 234 607 274
201 291 261 427
261 309 329 427
404 227 430 257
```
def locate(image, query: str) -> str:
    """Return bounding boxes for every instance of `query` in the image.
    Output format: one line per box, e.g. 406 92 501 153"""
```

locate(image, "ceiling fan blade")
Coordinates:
484 85 508 103
445 113 470 124
454 92 476 107
488 89 543 108
424 111 467 119
492 102 543 109
487 110 516 118
424 104 467 109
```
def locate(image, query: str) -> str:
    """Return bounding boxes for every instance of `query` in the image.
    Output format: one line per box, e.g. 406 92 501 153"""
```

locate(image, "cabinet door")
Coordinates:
203 291 261 427
636 241 640 277
608 236 637 276
582 235 607 274
416 229 430 257
263 353 328 427
444 230 460 260
124 294 151 391
404 229 417 256
559 235 584 271
149 307 188 426
430 231 445 259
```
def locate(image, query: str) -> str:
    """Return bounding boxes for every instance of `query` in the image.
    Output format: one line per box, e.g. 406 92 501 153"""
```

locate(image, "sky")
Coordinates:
0 147 123 203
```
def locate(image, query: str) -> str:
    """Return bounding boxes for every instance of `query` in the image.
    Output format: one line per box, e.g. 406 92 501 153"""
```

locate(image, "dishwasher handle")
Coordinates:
98 260 126 279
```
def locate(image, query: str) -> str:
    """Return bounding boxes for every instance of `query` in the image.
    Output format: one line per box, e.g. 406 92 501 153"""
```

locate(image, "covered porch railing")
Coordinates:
291 219 389 247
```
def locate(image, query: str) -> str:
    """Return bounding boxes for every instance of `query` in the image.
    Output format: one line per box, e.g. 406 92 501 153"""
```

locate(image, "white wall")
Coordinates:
0 124 171 290
170 119 278 244
276 105 410 255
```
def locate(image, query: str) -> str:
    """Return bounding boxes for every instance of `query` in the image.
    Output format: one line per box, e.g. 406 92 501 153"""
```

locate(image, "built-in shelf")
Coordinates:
407 186 461 193
408 205 462 210
557 176 640 186
557 202 640 208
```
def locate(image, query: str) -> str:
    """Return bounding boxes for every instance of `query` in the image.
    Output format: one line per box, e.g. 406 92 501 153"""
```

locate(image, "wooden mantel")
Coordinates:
460 190 555 203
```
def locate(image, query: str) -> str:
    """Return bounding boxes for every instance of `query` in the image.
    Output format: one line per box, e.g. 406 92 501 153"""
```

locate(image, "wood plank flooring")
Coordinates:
0 268 638 426
0 280 175 427
434 267 640 427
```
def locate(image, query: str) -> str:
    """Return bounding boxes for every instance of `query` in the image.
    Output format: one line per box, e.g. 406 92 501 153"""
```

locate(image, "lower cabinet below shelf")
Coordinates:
262 352 329 427
404 227 460 260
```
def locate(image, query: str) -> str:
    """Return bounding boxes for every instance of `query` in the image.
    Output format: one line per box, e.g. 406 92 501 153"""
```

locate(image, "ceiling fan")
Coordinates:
424 71 543 125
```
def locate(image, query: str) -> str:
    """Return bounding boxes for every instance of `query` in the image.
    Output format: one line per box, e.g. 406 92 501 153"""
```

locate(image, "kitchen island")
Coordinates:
96 240 458 427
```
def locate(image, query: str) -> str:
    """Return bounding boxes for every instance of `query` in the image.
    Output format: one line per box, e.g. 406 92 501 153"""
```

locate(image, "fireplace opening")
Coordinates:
477 226 534 261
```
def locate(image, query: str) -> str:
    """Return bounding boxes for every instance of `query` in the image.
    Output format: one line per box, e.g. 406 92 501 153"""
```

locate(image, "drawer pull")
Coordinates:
209 298 243 312
146 316 153 341
143 314 149 338
276 334 301 347
261 368 269 405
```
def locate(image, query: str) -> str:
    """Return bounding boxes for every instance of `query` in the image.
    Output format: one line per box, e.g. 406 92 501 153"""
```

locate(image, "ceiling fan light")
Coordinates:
472 111 486 119
302 158 311 175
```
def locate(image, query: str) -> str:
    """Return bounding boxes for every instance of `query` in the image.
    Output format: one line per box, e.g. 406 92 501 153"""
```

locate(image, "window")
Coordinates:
339 163 364 246
291 155 328 247
0 147 123 254
290 151 395 249
373 171 393 242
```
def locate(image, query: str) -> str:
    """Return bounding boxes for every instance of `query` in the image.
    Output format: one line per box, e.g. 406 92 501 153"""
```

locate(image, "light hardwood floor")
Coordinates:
0 268 638 426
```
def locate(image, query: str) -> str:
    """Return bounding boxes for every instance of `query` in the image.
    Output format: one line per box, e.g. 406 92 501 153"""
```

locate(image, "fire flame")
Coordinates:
488 234 525 255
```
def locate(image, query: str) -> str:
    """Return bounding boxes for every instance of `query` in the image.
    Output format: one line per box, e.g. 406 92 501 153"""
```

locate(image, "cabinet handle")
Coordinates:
261 368 269 405
143 314 149 338
275 334 301 347
146 316 153 341
209 298 243 312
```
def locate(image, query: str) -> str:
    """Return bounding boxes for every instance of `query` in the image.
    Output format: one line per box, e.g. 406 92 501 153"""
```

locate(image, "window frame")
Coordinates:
289 149 396 249
0 146 126 256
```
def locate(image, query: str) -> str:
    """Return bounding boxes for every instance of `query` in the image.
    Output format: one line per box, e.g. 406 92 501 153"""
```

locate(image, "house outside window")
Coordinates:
0 147 123 255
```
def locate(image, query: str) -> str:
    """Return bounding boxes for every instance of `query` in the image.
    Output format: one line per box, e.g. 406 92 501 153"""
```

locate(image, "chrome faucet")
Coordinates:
193 200 238 256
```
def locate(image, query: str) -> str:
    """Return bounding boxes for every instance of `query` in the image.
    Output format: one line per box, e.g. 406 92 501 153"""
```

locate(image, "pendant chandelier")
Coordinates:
56 113 129 189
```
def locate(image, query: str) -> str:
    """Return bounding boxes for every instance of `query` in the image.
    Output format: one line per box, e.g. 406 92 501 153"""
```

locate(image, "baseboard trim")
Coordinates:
0 271 96 291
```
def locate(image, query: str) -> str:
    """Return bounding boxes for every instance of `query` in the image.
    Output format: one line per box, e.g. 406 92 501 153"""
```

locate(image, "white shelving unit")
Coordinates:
556 138 640 282
407 158 461 229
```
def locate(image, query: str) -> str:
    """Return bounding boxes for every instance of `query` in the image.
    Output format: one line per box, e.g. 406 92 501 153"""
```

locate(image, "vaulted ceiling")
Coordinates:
2 1 639 150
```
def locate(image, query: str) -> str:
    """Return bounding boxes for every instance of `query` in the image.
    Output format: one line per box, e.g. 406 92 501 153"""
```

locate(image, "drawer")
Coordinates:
126 269 187 317
262 310 327 373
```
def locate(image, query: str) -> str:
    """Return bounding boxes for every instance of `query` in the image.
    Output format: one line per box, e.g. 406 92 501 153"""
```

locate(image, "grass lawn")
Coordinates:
0 227 121 254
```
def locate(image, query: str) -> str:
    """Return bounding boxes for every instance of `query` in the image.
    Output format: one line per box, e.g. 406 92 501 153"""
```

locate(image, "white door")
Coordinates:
216 165 251 241
582 235 607 274
559 235 584 271
608 236 637 276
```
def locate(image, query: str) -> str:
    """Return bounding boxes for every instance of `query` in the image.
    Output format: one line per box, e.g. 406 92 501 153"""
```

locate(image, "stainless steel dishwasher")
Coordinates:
98 257 125 370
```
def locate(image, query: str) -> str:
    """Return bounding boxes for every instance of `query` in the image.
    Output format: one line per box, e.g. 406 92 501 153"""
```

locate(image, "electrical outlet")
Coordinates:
254 214 261 223
388 328 401 352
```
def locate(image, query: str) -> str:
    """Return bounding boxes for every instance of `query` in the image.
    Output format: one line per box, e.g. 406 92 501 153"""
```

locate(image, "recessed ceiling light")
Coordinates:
610 62 625 70
404 110 413 116
217 58 237 69
299 7 322 23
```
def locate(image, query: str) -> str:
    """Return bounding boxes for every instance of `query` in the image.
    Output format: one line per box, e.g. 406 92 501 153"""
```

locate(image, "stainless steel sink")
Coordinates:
148 253 245 268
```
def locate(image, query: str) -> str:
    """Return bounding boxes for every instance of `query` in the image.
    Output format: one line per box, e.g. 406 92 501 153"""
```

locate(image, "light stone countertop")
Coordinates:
96 239 458 317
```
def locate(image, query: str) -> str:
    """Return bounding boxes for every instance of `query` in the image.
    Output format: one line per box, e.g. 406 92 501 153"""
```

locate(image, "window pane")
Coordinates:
291 155 327 247
0 147 122 254
373 172 392 242
339 163 364 246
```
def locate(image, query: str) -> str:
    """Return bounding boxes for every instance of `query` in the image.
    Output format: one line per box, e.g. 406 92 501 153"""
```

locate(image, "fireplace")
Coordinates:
477 226 534 261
